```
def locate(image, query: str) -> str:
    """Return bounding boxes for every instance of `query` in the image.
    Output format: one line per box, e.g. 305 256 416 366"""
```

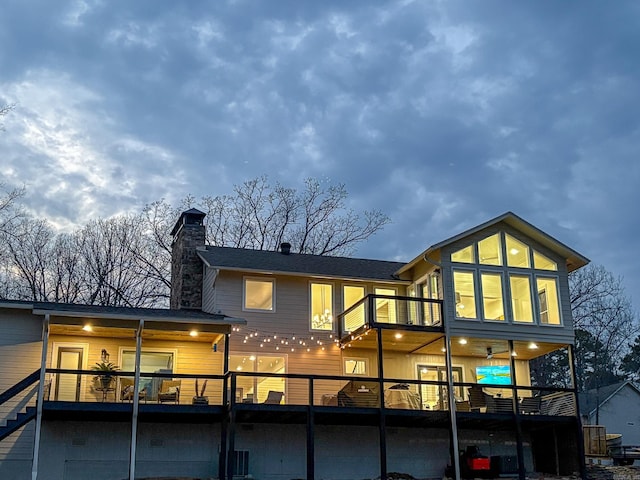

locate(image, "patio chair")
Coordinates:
120 378 146 403
520 396 541 415
262 390 284 404
467 385 488 413
158 380 181 404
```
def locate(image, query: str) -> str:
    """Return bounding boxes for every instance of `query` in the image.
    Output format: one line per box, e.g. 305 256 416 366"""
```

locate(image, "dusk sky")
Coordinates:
1 1 639 306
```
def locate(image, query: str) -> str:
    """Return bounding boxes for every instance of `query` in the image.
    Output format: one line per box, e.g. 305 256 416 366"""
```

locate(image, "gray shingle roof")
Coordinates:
198 246 408 282
578 381 640 417
30 301 242 323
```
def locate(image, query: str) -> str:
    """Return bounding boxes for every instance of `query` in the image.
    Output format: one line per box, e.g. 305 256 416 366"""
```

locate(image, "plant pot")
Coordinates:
192 396 209 405
100 375 113 389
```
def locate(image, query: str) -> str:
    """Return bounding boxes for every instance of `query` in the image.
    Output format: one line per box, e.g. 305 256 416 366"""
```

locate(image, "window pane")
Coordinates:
479 234 503 266
451 245 474 263
481 273 504 320
344 358 368 375
375 288 397 323
537 278 561 325
453 271 477 319
506 234 530 268
311 283 333 330
534 251 557 271
343 286 365 332
244 279 274 311
510 275 534 322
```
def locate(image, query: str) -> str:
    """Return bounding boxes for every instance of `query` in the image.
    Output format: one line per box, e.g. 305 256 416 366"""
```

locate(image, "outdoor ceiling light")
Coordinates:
190 330 199 337
458 338 468 345
394 333 403 339
82 324 92 332
511 351 518 357
528 342 539 350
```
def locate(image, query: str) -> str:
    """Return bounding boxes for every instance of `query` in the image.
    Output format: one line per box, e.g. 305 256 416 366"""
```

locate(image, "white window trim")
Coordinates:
309 281 335 332
453 267 480 321
534 275 564 327
343 357 369 376
508 272 535 324
479 270 507 323
243 276 276 313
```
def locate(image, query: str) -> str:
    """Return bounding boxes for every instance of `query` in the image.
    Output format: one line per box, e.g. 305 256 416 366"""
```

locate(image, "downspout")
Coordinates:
31 313 49 480
129 320 144 480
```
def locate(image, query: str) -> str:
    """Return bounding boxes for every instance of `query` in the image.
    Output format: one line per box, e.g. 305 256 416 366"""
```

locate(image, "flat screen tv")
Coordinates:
476 365 511 385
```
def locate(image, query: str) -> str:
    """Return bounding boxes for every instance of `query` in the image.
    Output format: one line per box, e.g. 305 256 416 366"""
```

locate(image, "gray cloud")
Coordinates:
1 0 639 304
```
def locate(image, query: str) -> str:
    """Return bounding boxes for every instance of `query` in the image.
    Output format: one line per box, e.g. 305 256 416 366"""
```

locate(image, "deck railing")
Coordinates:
43 368 577 417
338 294 443 334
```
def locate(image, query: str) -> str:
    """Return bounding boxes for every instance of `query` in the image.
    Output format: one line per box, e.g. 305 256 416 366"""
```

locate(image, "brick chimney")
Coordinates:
170 208 206 310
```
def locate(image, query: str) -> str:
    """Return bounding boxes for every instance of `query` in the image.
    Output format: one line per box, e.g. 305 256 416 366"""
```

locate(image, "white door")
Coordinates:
55 347 83 401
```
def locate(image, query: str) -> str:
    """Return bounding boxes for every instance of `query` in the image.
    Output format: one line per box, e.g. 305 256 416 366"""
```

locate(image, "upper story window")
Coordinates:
244 277 275 312
343 285 365 332
450 232 562 325
311 283 333 331
375 287 398 323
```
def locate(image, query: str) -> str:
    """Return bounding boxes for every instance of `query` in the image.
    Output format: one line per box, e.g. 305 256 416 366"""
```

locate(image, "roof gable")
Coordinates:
397 211 589 274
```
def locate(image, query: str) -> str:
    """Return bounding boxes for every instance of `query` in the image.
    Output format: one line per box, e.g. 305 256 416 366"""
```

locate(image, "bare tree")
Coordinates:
196 176 390 256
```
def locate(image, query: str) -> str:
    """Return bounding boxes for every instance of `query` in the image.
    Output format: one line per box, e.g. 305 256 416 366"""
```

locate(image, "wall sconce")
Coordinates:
101 349 110 363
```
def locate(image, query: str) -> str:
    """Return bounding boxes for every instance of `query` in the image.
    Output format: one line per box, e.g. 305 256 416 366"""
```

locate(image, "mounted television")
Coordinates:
476 365 511 385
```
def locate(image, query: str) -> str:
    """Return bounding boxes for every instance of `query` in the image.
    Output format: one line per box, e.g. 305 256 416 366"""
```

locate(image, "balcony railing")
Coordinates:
39 369 577 418
338 294 443 335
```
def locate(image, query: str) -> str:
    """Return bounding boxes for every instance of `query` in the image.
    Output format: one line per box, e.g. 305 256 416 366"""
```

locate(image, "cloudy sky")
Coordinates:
1 1 639 305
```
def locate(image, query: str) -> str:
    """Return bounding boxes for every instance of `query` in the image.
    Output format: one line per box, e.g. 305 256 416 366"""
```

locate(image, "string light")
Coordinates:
228 325 341 353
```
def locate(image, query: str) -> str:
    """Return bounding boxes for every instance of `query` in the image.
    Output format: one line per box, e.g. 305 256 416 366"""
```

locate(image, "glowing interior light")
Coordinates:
510 248 519 255
249 355 256 361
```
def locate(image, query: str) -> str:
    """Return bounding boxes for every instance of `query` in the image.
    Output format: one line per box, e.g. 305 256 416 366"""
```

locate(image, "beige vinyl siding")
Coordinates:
0 309 43 461
48 334 224 404
213 271 406 405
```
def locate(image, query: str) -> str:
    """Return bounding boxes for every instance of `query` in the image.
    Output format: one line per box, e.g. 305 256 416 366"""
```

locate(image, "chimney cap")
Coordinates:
170 208 206 236
280 242 292 255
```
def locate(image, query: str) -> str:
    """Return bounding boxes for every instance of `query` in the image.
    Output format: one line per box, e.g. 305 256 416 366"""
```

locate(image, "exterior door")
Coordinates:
418 365 462 410
55 347 83 401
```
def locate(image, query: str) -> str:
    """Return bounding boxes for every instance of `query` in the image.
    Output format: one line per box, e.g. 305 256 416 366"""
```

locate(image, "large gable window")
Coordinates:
244 277 275 312
450 232 562 325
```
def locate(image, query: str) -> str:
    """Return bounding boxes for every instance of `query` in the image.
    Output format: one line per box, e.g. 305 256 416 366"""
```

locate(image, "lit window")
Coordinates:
311 283 333 330
375 287 397 323
505 234 530 268
479 234 503 266
537 278 561 325
343 285 365 332
451 245 474 263
344 358 368 375
244 278 275 311
453 271 477 319
510 275 534 322
534 251 557 271
481 273 505 320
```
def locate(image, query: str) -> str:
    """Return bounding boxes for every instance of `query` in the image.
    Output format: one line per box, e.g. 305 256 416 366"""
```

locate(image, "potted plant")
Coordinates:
193 378 209 405
91 360 119 389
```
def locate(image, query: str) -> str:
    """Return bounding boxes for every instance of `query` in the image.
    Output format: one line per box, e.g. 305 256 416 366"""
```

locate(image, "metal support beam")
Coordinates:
219 332 231 480
376 327 387 480
568 344 586 479
226 374 237 480
509 340 526 480
307 380 315 480
31 314 49 480
444 325 460 480
129 320 144 480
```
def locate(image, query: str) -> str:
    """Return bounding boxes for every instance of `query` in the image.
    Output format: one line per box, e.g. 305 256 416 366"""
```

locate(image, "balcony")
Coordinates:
338 294 444 339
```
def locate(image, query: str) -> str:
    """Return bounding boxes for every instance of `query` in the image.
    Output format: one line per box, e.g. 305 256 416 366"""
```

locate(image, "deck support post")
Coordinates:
444 328 460 480
129 320 144 480
31 314 49 480
307 380 315 480
219 333 231 480
568 344 586 479
509 340 526 480
376 323 387 480
226 374 237 480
